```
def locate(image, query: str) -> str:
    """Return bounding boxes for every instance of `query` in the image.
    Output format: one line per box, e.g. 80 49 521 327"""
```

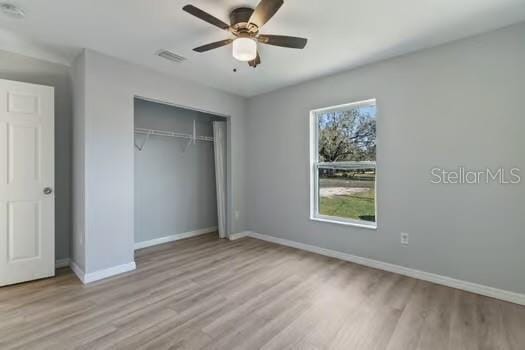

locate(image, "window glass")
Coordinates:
312 100 377 227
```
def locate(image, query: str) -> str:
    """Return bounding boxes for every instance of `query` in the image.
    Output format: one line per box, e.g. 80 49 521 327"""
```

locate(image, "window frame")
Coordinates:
309 99 378 230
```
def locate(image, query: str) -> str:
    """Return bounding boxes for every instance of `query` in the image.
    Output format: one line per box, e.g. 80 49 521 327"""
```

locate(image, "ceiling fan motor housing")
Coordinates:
230 7 258 34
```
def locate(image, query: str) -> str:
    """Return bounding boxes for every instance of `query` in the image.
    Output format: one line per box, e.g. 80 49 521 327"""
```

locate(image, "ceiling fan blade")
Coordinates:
248 52 261 68
249 0 284 28
257 35 308 49
183 5 230 30
193 39 233 52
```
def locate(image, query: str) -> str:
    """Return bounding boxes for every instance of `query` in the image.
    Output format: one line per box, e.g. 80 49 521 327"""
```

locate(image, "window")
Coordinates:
310 99 377 228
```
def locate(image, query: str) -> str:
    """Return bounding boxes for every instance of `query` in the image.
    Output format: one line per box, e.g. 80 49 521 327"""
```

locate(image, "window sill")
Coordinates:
310 215 377 230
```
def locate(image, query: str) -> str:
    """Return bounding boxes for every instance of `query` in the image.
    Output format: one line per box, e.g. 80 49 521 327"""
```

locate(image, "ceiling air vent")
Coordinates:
156 50 186 63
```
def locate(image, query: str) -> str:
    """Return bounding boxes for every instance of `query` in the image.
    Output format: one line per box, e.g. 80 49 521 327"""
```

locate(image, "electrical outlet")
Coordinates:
234 210 240 221
400 232 409 246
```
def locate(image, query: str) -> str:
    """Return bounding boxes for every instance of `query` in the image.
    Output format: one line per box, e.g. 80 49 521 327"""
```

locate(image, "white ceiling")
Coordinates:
1 0 524 97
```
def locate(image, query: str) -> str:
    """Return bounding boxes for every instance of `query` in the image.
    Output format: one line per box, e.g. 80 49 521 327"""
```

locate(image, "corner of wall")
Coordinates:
70 50 87 271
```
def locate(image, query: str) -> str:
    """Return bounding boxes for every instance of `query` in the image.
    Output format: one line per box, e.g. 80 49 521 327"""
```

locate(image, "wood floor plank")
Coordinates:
0 234 523 349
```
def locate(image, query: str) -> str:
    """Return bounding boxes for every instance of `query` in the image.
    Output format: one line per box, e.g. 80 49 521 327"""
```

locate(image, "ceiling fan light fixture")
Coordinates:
183 1 308 68
232 37 257 62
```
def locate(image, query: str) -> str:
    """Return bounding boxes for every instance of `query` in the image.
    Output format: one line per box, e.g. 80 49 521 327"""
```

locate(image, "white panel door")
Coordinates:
0 79 54 286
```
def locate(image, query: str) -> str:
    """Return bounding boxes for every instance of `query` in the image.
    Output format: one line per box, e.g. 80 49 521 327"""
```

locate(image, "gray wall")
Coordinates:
246 23 525 294
134 99 224 243
74 49 247 273
70 51 86 270
0 49 72 261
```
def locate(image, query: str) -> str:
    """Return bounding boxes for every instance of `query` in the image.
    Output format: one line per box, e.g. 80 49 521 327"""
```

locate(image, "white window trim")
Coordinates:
309 99 378 230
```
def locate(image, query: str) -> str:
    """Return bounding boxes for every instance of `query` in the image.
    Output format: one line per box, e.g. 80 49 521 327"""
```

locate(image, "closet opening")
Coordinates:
133 97 228 250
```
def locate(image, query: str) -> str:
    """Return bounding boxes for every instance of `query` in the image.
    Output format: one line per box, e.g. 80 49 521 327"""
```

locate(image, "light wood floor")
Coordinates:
1 234 524 349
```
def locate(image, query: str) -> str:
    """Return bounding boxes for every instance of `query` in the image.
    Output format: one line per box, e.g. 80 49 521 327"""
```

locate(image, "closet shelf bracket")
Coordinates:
135 130 151 151
184 120 197 152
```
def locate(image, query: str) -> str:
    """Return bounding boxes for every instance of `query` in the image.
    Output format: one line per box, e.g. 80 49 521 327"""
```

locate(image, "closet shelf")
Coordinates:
134 128 214 142
134 120 214 151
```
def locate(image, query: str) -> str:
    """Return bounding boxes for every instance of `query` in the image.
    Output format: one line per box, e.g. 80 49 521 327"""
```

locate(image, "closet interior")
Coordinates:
133 98 227 249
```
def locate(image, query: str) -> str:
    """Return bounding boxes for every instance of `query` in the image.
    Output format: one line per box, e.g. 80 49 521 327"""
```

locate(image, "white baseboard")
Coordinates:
70 260 136 284
55 258 70 269
228 231 250 241
134 226 217 250
244 231 525 306
70 260 85 283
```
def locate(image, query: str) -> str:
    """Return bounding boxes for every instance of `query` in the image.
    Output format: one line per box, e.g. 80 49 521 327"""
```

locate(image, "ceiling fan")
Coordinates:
183 0 308 68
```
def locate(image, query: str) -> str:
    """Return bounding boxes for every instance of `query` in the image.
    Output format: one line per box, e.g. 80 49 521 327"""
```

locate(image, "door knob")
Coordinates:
43 187 53 195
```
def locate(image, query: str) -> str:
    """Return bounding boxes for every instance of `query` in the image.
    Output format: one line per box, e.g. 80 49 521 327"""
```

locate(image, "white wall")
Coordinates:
0 49 72 262
246 23 525 294
75 49 247 273
134 99 224 243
